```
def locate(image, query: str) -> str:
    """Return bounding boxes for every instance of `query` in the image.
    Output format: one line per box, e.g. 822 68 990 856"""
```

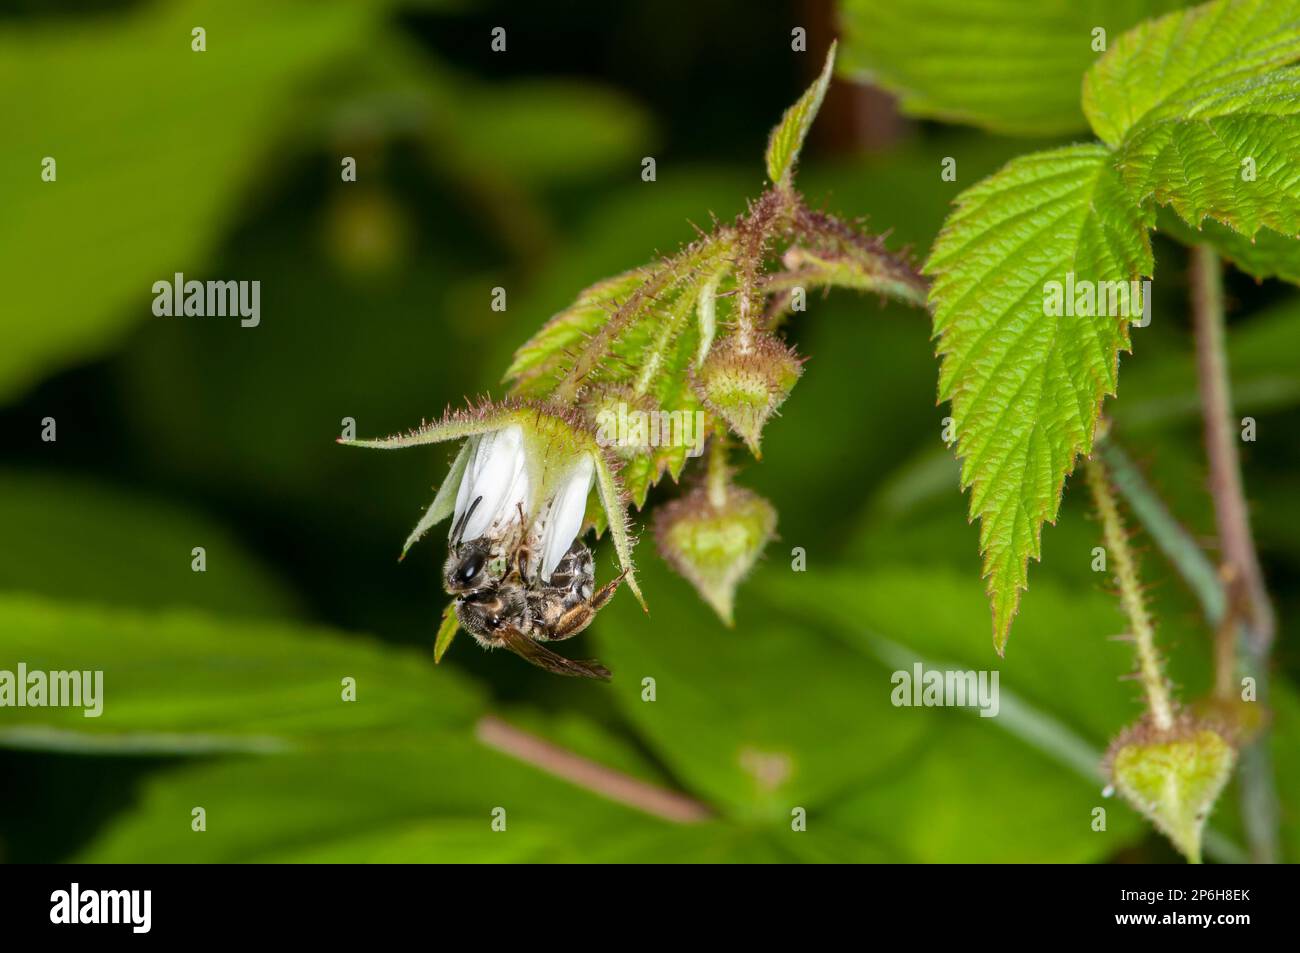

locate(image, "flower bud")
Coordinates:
693 333 802 456
1105 716 1235 864
653 484 777 624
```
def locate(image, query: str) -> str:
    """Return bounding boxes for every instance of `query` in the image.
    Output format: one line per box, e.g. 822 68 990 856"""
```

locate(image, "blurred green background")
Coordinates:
0 0 1296 863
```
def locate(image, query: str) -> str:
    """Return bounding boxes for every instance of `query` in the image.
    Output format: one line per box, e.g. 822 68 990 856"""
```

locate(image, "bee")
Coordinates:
444 496 623 679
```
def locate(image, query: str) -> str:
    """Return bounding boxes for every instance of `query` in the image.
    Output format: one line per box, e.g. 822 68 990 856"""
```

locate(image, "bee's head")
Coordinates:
443 539 492 594
455 584 527 646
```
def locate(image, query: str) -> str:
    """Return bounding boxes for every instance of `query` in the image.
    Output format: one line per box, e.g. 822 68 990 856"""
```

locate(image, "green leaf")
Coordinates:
838 0 1190 135
759 565 1233 862
926 144 1154 652
433 603 460 663
0 0 383 404
765 41 836 188
1157 209 1300 285
76 741 661 863
1084 0 1300 237
505 268 653 386
0 595 480 753
593 560 929 820
507 237 735 509
1115 295 1300 430
76 738 886 862
0 470 300 619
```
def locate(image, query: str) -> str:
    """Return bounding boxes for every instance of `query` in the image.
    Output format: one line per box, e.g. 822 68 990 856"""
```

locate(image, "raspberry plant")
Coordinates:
842 0 1297 863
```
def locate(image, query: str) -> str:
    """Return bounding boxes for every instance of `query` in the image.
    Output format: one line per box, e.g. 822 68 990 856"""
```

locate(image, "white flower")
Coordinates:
452 425 531 545
449 423 593 584
341 398 644 608
536 453 594 582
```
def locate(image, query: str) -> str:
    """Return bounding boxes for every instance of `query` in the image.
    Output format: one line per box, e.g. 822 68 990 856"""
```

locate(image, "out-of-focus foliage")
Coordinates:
0 0 381 402
1 0 1297 864
838 0 1191 135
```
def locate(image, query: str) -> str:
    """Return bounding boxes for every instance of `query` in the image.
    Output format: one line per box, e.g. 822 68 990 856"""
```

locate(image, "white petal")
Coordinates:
451 434 484 539
462 425 529 542
539 454 594 582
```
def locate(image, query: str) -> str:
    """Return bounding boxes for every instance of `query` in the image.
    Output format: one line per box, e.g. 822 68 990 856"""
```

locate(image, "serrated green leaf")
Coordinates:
1157 209 1300 284
506 238 734 508
766 41 836 187
838 0 1190 135
505 267 651 387
926 144 1154 652
1084 0 1300 237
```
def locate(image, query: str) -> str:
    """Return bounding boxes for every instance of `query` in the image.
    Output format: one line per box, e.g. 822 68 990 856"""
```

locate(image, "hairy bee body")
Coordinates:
448 538 599 646
442 494 622 678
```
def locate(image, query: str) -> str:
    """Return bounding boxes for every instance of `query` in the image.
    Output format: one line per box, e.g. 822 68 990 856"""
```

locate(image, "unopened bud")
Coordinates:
1105 716 1235 864
653 484 777 624
693 334 802 456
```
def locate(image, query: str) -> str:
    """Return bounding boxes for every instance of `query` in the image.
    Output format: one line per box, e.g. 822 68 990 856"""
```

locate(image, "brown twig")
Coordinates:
475 715 713 824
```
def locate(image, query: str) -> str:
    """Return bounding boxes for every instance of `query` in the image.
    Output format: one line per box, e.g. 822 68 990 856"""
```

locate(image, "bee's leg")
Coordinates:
546 570 628 641
546 604 596 641
590 569 628 611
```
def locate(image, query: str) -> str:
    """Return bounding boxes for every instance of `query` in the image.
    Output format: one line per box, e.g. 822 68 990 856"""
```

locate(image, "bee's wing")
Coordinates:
499 627 611 680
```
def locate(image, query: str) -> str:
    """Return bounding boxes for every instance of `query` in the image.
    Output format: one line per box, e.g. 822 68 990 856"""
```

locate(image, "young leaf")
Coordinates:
926 145 1154 652
838 0 1189 135
434 602 460 664
1084 0 1300 236
765 41 836 189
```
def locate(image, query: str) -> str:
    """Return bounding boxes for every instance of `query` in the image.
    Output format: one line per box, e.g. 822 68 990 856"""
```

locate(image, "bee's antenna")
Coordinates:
452 495 483 545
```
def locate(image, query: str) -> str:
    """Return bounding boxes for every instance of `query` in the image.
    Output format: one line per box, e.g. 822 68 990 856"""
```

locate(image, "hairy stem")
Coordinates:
1084 454 1174 732
1190 244 1279 864
1099 439 1226 628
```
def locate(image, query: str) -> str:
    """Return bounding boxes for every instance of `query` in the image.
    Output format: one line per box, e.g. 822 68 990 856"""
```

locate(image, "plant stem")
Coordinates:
1084 454 1174 732
476 715 712 823
1190 244 1279 864
1099 439 1226 627
706 432 730 508
1191 245 1276 653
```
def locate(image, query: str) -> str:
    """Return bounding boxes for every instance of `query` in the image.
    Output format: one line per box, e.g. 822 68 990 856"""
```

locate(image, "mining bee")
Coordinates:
444 496 624 679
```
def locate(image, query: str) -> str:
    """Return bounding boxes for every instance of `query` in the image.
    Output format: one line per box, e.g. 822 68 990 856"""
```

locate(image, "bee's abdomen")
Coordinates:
546 541 593 594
